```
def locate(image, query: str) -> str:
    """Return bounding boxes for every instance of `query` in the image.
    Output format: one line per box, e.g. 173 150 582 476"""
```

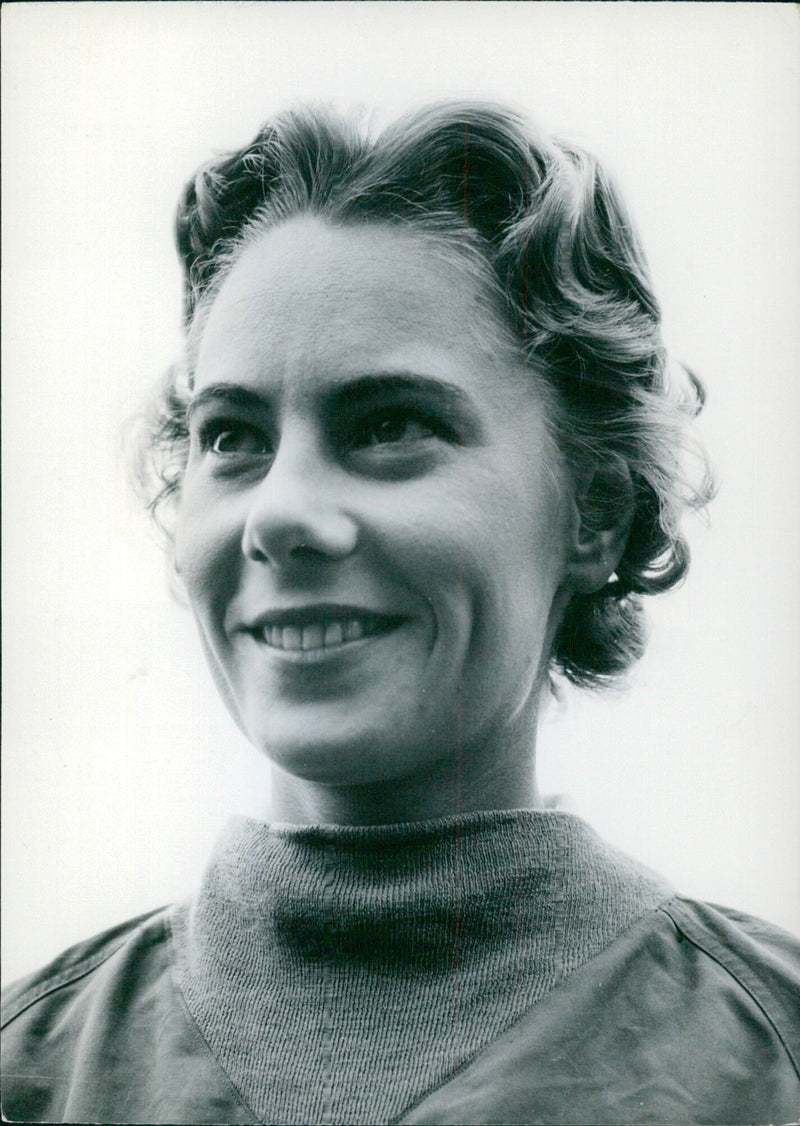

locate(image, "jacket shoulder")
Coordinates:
402 897 800 1125
1 906 171 1026
659 896 800 1074
1 905 257 1123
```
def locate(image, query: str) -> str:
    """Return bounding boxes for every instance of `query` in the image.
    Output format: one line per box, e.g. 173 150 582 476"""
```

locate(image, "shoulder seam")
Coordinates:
658 900 800 1080
166 907 261 1124
1 910 170 1029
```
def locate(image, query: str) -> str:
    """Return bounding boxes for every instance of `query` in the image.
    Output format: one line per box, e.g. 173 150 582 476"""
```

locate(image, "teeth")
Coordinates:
301 624 324 650
261 617 386 652
324 622 343 646
283 626 303 651
344 619 364 642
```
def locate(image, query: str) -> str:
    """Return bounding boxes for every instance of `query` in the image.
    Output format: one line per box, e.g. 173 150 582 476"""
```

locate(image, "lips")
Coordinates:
248 607 404 653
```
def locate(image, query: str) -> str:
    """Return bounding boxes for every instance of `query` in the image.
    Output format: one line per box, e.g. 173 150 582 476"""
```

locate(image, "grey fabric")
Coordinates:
171 811 672 1124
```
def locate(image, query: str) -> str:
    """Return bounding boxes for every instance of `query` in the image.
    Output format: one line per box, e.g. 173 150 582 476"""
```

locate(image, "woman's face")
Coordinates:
176 217 574 790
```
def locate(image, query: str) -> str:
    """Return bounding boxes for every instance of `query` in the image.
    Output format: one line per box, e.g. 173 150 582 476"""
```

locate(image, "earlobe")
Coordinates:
565 460 635 594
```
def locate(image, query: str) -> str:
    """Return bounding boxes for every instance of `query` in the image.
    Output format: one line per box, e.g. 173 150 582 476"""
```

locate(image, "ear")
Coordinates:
564 458 635 594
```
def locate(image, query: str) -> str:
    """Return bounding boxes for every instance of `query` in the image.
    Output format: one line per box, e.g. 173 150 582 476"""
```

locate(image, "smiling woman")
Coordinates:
175 217 572 817
2 101 799 1125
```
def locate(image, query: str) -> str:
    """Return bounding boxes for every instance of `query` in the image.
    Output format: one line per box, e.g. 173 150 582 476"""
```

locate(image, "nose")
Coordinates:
240 434 358 567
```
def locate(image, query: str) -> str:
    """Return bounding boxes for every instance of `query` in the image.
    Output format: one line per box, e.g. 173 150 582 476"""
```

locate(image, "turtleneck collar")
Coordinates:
172 809 672 1124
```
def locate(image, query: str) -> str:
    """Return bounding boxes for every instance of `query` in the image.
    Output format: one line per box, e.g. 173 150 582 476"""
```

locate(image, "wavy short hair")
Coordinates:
138 100 713 688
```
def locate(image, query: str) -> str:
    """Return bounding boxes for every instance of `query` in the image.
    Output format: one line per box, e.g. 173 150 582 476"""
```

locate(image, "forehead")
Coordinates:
193 216 528 401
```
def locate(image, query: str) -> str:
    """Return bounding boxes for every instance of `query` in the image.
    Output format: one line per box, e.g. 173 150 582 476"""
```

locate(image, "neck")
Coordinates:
269 732 542 826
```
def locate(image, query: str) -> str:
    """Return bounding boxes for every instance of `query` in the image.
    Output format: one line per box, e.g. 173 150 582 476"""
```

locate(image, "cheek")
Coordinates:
175 489 242 626
374 472 565 642
455 480 567 668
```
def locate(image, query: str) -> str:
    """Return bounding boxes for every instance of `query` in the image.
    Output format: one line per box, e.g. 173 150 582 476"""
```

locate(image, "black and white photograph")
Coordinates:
2 3 799 1123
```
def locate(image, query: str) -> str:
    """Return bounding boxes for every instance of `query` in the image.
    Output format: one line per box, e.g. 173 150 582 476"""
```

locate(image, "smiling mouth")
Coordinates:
252 609 404 653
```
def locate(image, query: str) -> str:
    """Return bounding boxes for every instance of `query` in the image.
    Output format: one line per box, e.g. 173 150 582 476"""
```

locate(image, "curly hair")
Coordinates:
137 100 714 688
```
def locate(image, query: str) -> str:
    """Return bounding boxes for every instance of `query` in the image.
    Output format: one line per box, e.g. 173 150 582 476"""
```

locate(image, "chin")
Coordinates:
265 744 417 788
246 710 445 789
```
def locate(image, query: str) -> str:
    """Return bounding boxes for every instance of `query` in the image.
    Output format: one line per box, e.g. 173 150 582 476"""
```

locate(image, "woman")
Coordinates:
2 101 798 1125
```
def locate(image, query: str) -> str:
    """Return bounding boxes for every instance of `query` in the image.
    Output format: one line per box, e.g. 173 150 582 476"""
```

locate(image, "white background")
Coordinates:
3 2 799 986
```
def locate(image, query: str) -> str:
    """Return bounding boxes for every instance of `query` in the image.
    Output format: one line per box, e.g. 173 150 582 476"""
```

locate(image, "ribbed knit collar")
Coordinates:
172 810 672 1125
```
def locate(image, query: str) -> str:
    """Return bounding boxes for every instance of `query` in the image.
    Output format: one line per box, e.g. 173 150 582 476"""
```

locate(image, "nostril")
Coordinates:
287 530 357 564
289 542 323 560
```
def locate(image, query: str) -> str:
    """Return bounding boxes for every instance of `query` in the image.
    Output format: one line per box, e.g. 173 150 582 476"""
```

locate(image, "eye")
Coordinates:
351 408 439 449
201 420 270 457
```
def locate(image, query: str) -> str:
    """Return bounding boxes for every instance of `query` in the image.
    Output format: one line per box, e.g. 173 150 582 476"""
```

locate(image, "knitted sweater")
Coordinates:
172 810 672 1124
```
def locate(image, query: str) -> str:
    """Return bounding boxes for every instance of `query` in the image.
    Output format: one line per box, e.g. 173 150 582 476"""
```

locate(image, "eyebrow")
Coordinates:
332 374 474 414
186 373 476 420
185 383 271 424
